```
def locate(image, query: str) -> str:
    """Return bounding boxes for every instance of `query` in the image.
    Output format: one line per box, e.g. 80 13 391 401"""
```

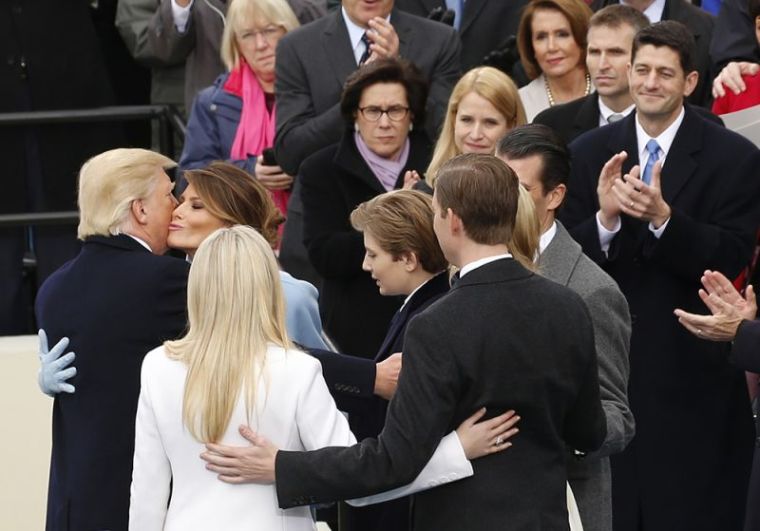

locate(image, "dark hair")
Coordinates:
434 154 520 245
589 4 650 33
496 124 570 196
350 190 448 274
517 0 593 80
632 20 697 74
750 0 760 23
183 162 284 248
340 58 429 128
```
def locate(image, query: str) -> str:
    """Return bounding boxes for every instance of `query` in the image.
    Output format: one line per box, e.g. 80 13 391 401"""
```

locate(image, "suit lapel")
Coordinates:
393 9 415 57
374 272 450 360
606 112 640 173
538 222 583 287
660 107 701 203
460 0 487 35
574 93 601 138
322 11 359 90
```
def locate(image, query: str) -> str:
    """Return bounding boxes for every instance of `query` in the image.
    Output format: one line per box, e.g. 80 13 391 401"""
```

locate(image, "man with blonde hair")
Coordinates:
35 148 190 531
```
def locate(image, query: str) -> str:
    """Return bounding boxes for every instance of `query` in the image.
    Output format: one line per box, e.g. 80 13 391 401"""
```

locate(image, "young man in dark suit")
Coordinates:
204 153 607 530
560 21 760 531
497 125 634 531
533 5 650 145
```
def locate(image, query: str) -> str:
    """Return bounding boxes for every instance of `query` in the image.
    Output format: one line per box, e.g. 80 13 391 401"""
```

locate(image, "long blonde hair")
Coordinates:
165 225 291 443
426 67 527 187
511 185 541 270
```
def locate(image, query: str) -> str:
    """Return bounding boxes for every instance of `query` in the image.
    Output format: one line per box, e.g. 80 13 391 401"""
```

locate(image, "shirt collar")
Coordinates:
400 275 434 311
621 0 666 22
341 7 392 64
598 99 635 126
124 234 153 253
459 254 512 278
539 221 558 254
634 106 685 166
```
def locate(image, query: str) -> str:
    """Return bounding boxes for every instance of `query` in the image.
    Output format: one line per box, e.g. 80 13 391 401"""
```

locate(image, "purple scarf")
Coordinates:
354 131 410 192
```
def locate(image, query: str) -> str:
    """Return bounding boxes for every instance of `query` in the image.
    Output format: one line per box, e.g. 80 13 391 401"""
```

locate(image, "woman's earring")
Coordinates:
354 122 359 132
409 123 414 132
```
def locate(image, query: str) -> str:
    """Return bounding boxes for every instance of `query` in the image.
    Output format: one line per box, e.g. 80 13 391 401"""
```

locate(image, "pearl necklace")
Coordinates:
545 72 591 107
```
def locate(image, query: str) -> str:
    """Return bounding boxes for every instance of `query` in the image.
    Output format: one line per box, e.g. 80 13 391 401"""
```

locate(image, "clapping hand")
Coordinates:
37 329 76 396
365 17 400 61
612 161 671 228
674 270 758 341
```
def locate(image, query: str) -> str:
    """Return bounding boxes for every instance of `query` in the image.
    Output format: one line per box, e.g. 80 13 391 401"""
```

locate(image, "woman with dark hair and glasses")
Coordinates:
299 58 433 359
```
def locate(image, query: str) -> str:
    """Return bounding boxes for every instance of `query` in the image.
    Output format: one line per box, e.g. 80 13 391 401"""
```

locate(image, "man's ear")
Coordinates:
448 208 462 234
400 252 420 272
131 198 148 226
683 70 699 98
546 184 567 213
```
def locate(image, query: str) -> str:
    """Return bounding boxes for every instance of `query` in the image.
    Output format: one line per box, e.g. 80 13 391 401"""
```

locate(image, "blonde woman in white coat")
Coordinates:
129 226 520 531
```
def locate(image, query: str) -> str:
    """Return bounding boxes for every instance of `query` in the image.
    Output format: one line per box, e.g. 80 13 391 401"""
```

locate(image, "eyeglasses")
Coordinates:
358 106 410 122
238 26 284 44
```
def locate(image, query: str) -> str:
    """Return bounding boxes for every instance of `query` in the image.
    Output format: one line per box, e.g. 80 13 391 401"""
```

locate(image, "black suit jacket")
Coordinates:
35 235 189 531
533 95 725 146
395 0 529 70
310 271 450 531
274 8 460 176
275 258 606 531
300 130 433 358
591 0 714 107
559 107 758 530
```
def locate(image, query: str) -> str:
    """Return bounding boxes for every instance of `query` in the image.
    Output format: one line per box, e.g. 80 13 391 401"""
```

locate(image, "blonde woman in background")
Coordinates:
419 66 527 188
129 225 519 531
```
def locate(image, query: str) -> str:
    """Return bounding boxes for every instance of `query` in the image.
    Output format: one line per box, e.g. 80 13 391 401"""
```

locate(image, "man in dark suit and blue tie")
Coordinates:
560 21 760 531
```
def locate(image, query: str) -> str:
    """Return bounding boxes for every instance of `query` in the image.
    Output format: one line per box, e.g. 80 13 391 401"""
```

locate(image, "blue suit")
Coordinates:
36 235 189 531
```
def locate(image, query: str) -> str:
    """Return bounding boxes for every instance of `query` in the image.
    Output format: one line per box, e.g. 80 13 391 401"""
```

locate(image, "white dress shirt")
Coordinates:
621 0 666 22
598 99 635 127
460 253 513 278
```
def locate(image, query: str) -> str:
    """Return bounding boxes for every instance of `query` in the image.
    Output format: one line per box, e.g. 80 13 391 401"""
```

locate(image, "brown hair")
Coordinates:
632 20 697 74
350 190 448 274
589 4 650 33
517 0 593 80
183 162 284 247
434 154 520 246
340 58 429 129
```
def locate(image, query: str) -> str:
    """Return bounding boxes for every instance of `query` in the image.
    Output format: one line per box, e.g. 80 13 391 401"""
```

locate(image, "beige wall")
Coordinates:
0 335 51 531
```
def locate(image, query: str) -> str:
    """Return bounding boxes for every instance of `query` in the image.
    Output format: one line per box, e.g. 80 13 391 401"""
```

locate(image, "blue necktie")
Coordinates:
359 32 371 65
642 139 660 185
445 0 464 30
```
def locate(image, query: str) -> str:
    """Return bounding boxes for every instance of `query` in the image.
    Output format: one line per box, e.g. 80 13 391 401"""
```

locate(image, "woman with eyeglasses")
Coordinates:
178 0 297 225
299 58 433 359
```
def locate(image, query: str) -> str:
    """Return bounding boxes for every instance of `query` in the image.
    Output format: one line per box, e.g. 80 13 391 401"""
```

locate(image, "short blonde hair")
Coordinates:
221 0 300 70
426 67 526 187
77 148 176 240
165 225 291 443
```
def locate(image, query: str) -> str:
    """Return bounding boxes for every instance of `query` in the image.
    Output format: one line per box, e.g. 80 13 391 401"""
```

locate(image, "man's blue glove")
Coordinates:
38 329 76 396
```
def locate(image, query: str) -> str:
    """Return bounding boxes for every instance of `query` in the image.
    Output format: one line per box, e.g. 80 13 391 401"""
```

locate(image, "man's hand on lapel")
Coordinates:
365 17 400 61
613 161 671 228
375 352 402 400
202 426 278 484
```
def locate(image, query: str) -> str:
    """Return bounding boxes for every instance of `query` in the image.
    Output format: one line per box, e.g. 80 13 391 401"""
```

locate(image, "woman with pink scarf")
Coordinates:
178 0 295 219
